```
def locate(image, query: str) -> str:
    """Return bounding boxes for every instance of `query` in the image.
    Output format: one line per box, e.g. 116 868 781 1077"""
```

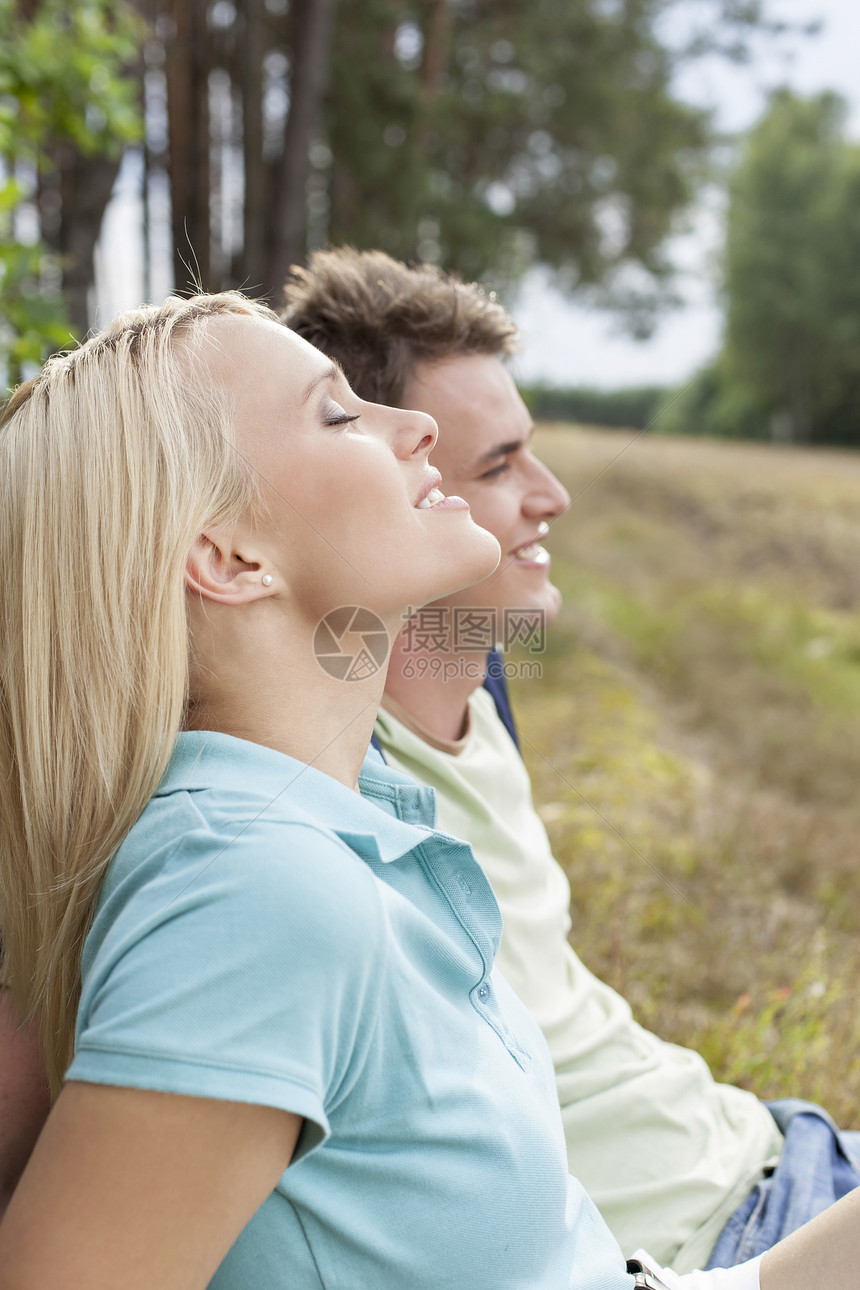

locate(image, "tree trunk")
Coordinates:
237 0 269 293
420 0 453 99
269 0 337 297
58 151 123 337
165 0 212 292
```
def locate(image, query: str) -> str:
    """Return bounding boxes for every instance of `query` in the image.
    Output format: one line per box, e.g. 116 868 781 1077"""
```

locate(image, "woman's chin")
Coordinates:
438 529 502 599
473 530 503 579
372 530 501 618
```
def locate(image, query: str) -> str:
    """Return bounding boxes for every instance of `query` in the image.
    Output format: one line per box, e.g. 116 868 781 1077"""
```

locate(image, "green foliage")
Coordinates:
686 90 860 445
520 382 670 430
656 355 771 440
0 0 141 156
326 0 724 319
0 0 142 382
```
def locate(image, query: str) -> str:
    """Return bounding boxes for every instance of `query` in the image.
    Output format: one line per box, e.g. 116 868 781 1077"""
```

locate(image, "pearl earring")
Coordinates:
261 575 273 587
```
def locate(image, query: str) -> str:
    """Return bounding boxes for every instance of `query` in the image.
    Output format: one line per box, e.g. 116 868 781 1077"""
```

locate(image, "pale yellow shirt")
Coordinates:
375 687 783 1271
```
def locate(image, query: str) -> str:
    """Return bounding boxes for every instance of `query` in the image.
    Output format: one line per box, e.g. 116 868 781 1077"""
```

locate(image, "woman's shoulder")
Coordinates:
72 736 393 1109
87 733 394 987
98 793 380 961
110 730 382 891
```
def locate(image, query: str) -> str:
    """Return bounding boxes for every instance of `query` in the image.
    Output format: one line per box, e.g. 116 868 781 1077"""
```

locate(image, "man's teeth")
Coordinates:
416 487 446 509
515 542 550 562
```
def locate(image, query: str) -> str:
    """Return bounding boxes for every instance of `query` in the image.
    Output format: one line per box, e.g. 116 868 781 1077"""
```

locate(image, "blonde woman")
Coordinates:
0 293 856 1290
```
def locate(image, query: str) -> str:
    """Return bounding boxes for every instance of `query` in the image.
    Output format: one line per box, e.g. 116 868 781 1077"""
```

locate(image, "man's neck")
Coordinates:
383 634 487 742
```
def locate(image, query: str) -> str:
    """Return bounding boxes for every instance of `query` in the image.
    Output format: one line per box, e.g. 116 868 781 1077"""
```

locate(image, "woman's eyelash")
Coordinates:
326 412 361 427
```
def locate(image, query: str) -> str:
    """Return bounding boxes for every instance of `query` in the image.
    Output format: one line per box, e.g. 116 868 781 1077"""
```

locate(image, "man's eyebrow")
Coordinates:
473 423 534 469
302 359 345 404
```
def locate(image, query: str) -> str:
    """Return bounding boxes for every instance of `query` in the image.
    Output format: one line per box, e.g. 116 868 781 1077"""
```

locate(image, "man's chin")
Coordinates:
534 584 562 627
496 583 562 635
514 572 562 619
544 585 563 624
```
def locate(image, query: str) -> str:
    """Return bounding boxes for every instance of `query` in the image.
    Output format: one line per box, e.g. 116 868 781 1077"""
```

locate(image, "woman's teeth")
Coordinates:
416 487 446 509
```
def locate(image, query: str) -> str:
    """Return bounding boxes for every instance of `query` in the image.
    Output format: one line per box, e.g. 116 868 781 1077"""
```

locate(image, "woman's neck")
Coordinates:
186 602 391 790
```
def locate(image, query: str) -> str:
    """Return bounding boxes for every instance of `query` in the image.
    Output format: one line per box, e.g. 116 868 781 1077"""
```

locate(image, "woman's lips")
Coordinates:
416 485 469 511
427 493 469 511
414 469 443 507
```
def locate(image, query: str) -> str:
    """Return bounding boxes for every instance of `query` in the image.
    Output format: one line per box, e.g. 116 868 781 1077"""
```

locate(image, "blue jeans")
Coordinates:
706 1099 860 1269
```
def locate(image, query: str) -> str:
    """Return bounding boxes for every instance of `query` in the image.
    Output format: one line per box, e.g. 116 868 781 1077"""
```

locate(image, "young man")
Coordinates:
282 247 860 1273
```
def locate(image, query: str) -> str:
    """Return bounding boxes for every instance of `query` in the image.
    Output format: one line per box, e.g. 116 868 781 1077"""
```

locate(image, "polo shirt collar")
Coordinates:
158 730 435 864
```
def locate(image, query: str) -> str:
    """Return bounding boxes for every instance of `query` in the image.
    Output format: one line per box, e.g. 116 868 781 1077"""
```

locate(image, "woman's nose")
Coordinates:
393 408 438 460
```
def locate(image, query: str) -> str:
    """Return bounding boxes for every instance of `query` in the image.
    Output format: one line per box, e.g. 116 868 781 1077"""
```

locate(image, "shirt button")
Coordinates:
477 983 490 1001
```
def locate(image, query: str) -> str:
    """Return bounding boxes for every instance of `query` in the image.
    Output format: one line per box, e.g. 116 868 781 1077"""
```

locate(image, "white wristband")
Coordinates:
628 1249 763 1290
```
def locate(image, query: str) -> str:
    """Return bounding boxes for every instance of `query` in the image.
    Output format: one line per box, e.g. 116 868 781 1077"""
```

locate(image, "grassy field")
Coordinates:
511 426 860 1124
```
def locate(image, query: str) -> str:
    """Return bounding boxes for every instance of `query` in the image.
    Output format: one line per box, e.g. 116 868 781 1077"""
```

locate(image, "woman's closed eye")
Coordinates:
322 399 361 429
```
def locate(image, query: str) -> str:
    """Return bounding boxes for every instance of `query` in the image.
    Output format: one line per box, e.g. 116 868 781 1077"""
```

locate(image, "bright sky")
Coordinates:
512 0 860 389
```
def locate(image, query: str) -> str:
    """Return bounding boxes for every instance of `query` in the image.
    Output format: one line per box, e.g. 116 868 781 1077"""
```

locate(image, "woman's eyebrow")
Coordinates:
302 359 345 404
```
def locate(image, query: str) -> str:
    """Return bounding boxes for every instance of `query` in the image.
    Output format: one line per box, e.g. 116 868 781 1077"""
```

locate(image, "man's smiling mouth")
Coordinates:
512 521 550 562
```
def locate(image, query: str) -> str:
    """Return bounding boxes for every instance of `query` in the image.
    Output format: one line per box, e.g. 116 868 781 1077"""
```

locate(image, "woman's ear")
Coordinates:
185 532 276 605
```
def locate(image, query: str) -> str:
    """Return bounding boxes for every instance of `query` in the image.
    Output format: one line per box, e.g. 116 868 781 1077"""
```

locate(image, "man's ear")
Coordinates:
185 531 275 605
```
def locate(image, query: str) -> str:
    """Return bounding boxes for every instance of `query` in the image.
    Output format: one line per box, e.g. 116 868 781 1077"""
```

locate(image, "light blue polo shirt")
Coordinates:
68 731 633 1290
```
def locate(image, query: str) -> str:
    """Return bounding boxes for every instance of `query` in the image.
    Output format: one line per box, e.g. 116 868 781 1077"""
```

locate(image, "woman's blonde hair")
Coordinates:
0 291 276 1094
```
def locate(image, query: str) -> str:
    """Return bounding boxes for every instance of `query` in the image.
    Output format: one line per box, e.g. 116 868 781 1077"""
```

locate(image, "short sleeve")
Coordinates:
67 799 387 1160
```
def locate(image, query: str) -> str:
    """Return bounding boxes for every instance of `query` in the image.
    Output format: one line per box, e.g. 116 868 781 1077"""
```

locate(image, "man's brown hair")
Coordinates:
281 247 518 407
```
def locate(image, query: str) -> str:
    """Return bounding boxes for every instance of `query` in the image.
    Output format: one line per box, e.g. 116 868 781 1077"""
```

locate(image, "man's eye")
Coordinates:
478 460 511 480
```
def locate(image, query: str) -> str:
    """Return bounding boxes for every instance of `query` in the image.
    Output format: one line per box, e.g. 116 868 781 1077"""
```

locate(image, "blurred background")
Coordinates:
4 0 860 1110
6 0 860 449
